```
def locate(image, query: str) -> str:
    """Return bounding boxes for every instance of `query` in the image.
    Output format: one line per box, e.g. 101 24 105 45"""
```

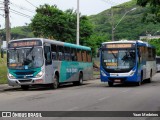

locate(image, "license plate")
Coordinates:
114 79 121 83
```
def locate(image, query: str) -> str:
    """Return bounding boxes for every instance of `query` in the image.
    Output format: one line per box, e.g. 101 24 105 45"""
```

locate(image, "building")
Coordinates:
140 34 160 40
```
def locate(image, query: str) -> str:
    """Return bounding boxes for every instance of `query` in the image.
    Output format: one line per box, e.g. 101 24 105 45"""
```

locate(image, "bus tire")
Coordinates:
21 85 29 90
53 75 59 89
108 81 113 87
136 72 143 86
73 73 83 86
146 70 152 83
49 75 59 89
79 73 83 85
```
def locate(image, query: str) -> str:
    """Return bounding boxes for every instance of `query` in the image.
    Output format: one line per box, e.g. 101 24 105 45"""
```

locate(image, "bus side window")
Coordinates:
52 52 57 60
57 46 65 61
77 49 82 62
44 46 52 65
51 44 57 60
71 48 77 61
87 51 92 62
82 50 87 62
64 47 71 61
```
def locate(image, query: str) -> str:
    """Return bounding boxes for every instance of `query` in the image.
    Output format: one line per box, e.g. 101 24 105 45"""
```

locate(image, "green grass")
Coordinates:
0 54 7 84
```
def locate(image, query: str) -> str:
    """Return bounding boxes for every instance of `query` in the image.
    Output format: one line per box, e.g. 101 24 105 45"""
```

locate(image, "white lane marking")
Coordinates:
67 107 79 111
98 96 110 101
121 90 130 93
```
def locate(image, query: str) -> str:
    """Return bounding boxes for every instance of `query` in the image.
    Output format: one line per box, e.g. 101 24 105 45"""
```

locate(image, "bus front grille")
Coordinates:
18 80 32 83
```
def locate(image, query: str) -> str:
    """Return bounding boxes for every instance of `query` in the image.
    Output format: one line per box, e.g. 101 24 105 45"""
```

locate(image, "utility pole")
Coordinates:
111 7 114 41
4 0 10 43
76 0 80 45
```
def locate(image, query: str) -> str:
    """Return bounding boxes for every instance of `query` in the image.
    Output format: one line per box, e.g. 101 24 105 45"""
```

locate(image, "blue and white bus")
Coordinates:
99 40 156 86
7 38 93 90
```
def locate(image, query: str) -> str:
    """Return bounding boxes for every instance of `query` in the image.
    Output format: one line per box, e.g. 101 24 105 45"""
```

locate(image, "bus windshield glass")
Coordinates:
7 47 43 69
102 49 136 72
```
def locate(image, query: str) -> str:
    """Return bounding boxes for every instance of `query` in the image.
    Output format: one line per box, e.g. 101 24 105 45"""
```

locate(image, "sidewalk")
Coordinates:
0 84 19 91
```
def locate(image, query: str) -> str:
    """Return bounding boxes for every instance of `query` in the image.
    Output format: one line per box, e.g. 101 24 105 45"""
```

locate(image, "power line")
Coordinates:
24 0 37 8
10 2 34 13
10 9 32 18
10 11 32 19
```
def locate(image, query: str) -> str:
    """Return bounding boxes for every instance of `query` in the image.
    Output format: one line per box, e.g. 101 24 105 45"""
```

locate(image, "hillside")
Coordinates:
89 0 160 40
0 26 34 40
1 0 160 43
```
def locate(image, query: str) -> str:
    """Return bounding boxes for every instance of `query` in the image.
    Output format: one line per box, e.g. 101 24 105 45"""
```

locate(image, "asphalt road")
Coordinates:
0 73 160 120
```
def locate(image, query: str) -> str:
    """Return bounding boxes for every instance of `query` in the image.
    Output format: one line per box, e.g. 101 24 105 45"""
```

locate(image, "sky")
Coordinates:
0 0 130 28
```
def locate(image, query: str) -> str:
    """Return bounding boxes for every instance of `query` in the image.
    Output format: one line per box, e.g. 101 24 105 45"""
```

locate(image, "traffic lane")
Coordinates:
0 74 160 120
0 74 160 112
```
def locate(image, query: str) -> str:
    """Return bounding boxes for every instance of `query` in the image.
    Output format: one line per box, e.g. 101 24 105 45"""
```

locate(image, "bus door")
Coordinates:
44 44 53 83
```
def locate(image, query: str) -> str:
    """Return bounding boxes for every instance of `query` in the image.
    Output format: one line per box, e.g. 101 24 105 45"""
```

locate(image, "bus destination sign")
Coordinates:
9 40 42 48
106 43 133 48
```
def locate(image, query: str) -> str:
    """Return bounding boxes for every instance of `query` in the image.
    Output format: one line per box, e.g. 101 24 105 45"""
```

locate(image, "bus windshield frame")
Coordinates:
7 46 44 70
101 43 136 73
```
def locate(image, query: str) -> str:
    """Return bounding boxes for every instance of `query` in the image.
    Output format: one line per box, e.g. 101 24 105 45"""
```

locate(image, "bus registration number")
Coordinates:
66 68 78 73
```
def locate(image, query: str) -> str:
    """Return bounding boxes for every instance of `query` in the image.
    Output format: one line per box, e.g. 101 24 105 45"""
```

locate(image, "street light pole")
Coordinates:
76 0 80 45
111 7 136 41
111 7 115 41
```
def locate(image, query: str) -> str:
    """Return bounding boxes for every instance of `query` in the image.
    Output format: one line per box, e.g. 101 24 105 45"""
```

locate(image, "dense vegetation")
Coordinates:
89 0 160 41
30 4 93 45
1 0 160 56
0 26 34 40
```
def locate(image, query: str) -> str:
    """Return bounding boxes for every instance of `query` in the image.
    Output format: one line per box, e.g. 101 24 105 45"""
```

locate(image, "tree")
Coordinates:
137 0 160 23
149 39 160 56
30 4 93 45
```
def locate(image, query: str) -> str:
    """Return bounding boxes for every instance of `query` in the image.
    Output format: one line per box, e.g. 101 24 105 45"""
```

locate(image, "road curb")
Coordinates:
0 84 17 91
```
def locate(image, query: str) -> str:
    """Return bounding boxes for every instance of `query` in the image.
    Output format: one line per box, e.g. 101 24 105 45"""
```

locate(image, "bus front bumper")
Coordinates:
101 73 138 83
8 77 45 86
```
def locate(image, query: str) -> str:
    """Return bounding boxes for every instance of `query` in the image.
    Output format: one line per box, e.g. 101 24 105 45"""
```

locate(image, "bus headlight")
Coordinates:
8 73 15 79
101 70 107 76
130 70 135 76
35 71 44 78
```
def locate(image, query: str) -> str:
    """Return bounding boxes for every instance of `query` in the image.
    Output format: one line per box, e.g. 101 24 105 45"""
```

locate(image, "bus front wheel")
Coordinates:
108 82 113 87
50 75 59 89
136 73 143 86
21 85 29 90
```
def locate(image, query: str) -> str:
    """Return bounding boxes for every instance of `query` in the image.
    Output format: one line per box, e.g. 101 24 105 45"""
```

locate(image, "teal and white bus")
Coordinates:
7 38 93 90
99 40 156 86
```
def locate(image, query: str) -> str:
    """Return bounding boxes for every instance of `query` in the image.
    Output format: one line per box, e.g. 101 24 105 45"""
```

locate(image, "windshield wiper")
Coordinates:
23 46 35 65
26 45 35 57
110 50 117 59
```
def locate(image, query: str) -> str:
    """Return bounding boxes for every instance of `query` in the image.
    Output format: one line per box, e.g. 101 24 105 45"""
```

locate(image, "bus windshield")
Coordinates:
7 47 43 69
102 49 136 72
